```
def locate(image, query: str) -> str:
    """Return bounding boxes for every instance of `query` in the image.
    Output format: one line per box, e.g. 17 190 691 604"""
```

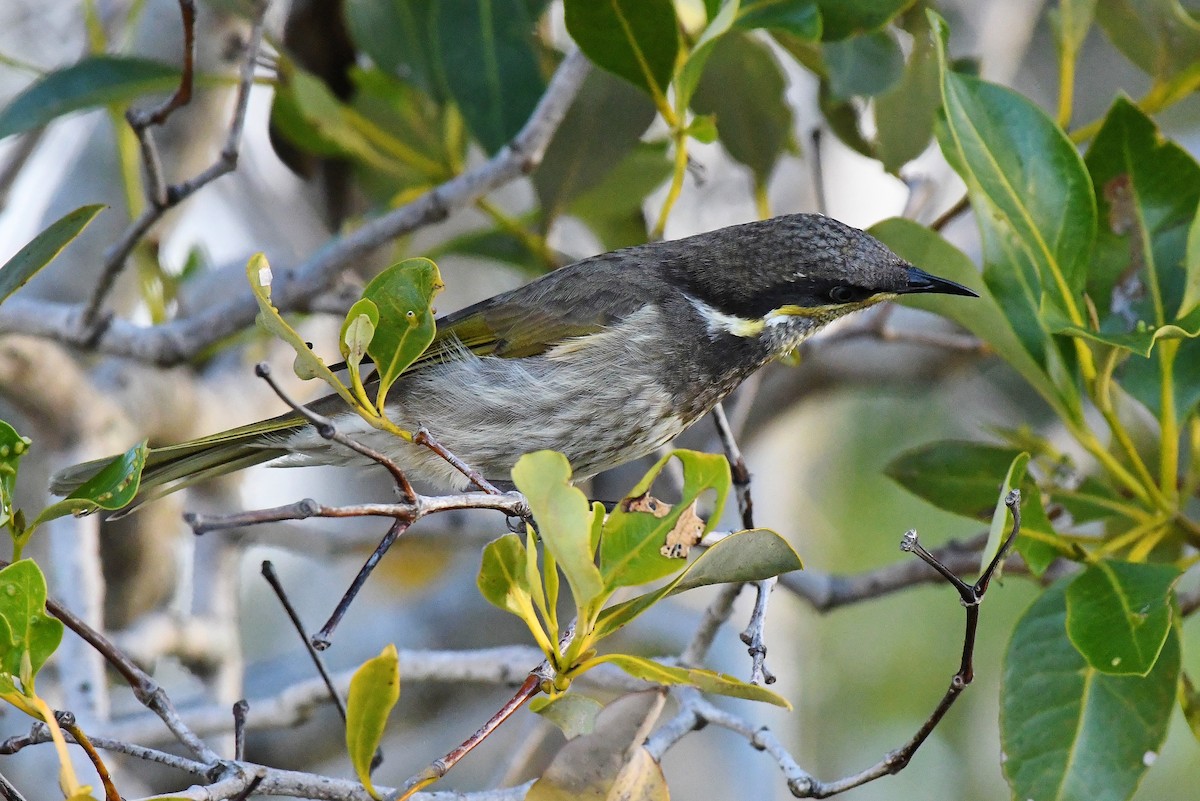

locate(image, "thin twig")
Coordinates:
929 193 970 233
393 672 547 800
0 770 29 801
810 128 827 217
415 427 503 495
81 0 267 334
260 562 347 721
739 578 776 685
232 700 249 762
314 517 409 650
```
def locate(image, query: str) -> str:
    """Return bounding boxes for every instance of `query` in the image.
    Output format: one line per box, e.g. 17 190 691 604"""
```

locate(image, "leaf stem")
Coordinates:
1158 339 1181 503
653 126 690 239
1055 45 1075 129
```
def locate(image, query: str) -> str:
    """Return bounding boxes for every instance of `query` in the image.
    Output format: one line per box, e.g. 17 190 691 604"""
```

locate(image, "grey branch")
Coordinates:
0 50 591 364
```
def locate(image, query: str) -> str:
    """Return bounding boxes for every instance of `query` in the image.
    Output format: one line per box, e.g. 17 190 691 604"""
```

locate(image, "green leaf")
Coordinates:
534 67 656 227
585 653 790 707
690 32 794 184
1002 581 1179 801
1182 672 1200 743
529 692 603 738
0 205 105 306
1182 202 1200 318
0 423 32 531
979 452 1029 576
1052 321 1198 357
873 218 1078 418
31 441 148 527
823 29 904 99
434 0 546 154
564 0 679 99
344 0 441 96
0 56 182 139
477 534 533 617
245 254 355 396
594 528 802 639
599 450 730 589
1014 485 1061 577
1054 0 1099 58
361 258 444 408
345 643 400 800
1065 560 1180 676
874 16 939 172
340 298 380 367
0 560 63 688
734 0 820 38
885 440 1024 519
674 0 739 108
1083 96 1200 330
512 451 604 609
426 223 546 275
568 142 671 249
816 0 912 41
932 12 1096 327
1095 0 1200 81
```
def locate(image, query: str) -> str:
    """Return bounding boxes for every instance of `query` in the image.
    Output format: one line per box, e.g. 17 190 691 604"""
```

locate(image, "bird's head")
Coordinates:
667 213 976 338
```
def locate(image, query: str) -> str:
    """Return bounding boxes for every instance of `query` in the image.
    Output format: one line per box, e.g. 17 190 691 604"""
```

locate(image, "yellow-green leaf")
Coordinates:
31 441 148 528
362 258 444 409
585 653 790 707
346 643 400 800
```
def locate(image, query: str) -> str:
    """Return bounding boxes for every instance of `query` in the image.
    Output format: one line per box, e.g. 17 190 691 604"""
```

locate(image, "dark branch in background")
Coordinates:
0 770 29 801
0 130 43 212
81 0 265 334
0 51 592 364
232 699 249 762
810 128 827 217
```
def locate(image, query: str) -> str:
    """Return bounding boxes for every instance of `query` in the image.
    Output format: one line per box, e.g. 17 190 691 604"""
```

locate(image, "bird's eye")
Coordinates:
828 285 860 304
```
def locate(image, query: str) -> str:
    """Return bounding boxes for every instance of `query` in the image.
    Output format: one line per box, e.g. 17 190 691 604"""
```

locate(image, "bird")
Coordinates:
51 213 976 506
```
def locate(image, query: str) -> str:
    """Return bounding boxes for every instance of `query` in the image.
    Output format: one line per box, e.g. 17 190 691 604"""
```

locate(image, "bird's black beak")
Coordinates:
901 266 978 297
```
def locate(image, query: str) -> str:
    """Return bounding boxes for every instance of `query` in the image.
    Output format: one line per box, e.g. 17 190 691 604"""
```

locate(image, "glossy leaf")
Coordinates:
874 17 939 172
587 653 790 707
885 439 1024 519
32 441 148 526
823 29 904 99
869 219 1069 419
600 450 730 589
568 142 671 249
0 56 181 139
691 32 794 184
1182 203 1200 318
734 0 821 38
529 692 603 738
344 0 440 95
0 422 31 531
932 12 1096 327
564 0 679 99
1095 0 1200 81
1065 560 1180 676
1084 97 1200 330
512 451 604 608
434 0 546 154
362 258 444 408
0 205 104 305
816 0 912 40
534 67 656 226
674 0 739 108
0 560 63 687
594 528 802 639
345 643 400 800
477 534 533 617
1002 581 1178 801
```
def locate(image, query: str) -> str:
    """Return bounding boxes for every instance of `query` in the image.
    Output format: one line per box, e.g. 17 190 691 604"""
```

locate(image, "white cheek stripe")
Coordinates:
687 295 764 338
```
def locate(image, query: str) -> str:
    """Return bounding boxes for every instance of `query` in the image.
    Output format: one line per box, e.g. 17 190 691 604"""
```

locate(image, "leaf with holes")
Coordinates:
362 258 444 410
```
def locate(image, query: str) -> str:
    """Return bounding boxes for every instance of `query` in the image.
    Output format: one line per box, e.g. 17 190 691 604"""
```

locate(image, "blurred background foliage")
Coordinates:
1 0 1200 799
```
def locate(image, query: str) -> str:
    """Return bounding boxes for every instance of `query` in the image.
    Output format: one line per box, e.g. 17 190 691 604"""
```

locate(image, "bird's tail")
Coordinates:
49 411 306 513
